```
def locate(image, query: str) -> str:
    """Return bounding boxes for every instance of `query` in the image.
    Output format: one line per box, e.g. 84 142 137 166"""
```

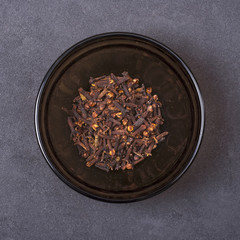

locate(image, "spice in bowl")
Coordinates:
63 72 168 172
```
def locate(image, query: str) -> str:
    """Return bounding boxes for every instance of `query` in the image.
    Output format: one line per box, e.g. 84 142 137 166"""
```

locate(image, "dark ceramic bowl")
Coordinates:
35 32 204 202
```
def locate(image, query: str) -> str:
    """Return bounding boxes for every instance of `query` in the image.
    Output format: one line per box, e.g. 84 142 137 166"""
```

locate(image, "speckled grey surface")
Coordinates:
1 1 240 239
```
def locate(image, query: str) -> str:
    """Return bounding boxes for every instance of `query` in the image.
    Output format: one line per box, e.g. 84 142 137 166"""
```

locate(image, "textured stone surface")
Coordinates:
0 1 240 239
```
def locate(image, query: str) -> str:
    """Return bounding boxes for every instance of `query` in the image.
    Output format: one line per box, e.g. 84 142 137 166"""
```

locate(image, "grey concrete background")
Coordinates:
1 0 240 239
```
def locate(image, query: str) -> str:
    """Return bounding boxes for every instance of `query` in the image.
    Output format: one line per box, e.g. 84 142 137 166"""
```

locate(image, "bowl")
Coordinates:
35 32 204 202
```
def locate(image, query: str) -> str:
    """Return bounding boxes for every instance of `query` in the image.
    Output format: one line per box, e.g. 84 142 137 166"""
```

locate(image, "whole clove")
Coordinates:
63 72 168 172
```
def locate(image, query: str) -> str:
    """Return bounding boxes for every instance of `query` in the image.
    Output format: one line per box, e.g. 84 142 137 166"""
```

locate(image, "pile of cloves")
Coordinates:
63 72 168 172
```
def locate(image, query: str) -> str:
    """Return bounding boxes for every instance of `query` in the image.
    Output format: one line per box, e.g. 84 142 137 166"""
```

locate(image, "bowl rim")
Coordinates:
34 32 205 203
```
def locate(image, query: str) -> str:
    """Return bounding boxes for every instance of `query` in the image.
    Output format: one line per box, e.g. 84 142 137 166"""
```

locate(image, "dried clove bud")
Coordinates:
127 125 134 132
146 87 152 95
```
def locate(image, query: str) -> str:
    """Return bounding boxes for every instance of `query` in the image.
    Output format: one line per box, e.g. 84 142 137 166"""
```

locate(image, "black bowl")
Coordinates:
35 32 204 202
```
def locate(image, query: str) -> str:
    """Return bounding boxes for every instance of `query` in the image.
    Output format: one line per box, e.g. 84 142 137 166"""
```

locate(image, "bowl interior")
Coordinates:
36 34 203 201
